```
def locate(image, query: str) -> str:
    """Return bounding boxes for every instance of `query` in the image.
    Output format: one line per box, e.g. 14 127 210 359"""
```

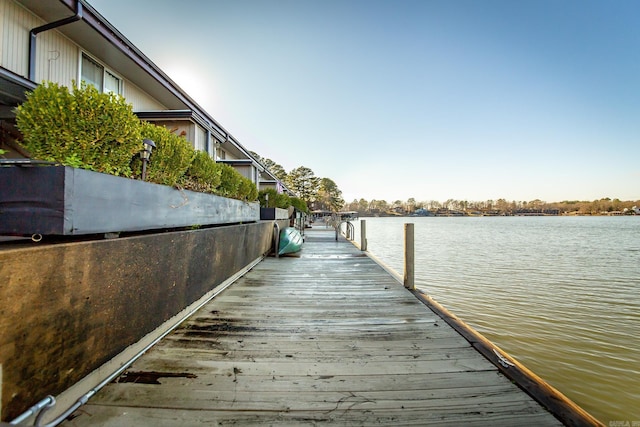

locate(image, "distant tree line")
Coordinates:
343 197 640 216
251 151 638 216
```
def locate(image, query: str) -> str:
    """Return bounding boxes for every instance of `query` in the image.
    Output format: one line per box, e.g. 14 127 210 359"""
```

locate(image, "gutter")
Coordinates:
29 1 83 81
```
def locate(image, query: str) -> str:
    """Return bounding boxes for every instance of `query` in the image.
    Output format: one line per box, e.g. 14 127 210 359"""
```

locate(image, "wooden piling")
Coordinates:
360 219 367 251
404 223 415 289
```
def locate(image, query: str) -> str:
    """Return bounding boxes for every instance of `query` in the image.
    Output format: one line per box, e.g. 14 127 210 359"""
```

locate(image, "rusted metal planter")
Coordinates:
0 165 259 235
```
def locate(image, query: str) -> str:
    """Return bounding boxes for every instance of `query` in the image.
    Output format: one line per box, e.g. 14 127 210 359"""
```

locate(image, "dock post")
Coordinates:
404 223 415 289
360 220 367 251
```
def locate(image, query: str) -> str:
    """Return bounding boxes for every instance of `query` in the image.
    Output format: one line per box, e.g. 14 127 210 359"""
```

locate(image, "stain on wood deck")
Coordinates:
64 229 563 426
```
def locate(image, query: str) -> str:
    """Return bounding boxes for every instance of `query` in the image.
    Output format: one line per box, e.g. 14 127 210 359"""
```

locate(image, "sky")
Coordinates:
88 0 639 204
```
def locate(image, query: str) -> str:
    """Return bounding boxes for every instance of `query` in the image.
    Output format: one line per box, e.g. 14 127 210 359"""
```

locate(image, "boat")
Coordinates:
278 227 303 256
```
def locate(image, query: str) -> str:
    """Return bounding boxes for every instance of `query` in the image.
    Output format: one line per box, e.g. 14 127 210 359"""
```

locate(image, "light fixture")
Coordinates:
141 138 156 181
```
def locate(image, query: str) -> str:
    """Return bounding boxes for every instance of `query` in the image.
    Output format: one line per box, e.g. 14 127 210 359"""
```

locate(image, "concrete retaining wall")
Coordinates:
0 221 273 420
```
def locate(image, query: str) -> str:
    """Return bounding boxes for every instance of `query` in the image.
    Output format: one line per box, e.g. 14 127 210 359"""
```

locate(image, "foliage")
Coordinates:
250 151 288 181
258 188 291 209
316 177 344 212
342 197 640 216
213 164 257 201
262 158 287 181
215 163 242 198
0 149 6 156
290 197 309 213
140 121 195 186
238 176 259 201
184 150 222 193
15 81 141 176
15 82 332 205
286 166 320 204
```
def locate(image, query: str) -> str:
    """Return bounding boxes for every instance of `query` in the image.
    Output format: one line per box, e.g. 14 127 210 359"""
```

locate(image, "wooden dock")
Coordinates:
64 228 566 426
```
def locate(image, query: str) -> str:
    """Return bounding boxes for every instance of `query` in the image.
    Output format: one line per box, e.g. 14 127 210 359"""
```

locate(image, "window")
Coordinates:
104 70 121 94
81 53 122 94
216 145 226 160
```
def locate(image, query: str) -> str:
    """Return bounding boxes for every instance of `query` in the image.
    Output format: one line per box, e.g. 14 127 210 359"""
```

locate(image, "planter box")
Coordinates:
260 207 290 220
0 165 259 235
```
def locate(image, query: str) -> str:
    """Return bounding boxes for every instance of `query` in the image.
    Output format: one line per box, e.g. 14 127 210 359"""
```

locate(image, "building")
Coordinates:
0 0 291 194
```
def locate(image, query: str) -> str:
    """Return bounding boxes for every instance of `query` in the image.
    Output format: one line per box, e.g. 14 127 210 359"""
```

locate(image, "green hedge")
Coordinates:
16 82 141 176
184 150 222 194
140 121 195 187
15 82 258 202
258 188 291 209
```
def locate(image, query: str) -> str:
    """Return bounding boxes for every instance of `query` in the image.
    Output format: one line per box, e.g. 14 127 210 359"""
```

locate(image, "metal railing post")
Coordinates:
273 222 280 258
404 223 415 289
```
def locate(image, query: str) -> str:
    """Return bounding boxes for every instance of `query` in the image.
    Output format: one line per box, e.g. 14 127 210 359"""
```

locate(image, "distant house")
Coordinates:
0 0 292 195
414 208 433 216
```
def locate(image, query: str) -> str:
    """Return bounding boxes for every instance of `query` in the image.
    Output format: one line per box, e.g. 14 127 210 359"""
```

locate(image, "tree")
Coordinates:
262 158 287 181
249 151 287 181
358 198 369 214
290 197 309 213
406 198 416 213
316 177 345 212
344 199 359 212
369 199 389 214
286 166 320 205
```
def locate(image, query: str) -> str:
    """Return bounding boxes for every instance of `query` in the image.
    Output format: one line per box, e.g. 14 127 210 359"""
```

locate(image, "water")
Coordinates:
348 216 640 425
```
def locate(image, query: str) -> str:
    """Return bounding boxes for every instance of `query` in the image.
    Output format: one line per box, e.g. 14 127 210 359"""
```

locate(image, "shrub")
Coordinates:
14 81 260 204
259 188 291 209
15 82 141 176
215 163 242 198
140 121 195 187
184 150 222 193
290 197 309 213
238 176 258 201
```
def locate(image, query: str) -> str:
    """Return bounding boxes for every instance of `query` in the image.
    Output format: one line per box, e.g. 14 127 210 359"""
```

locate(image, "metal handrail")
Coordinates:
336 220 354 241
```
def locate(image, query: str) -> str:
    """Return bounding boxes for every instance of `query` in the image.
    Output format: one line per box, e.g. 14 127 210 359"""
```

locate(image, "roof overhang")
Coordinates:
218 159 263 171
135 110 226 142
0 67 37 113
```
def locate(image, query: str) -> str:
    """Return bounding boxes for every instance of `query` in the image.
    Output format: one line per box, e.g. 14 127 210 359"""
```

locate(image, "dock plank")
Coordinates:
64 229 562 426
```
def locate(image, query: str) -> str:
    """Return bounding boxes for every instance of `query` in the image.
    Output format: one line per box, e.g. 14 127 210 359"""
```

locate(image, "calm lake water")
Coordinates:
348 216 639 425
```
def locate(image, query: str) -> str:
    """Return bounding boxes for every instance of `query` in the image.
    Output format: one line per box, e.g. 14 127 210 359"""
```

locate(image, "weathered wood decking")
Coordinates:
65 228 563 426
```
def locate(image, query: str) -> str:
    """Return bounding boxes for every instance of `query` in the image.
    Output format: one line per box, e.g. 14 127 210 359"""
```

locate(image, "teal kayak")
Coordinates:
278 227 303 255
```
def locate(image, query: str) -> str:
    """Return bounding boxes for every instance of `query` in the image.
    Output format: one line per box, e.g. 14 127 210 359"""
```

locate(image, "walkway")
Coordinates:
65 228 562 426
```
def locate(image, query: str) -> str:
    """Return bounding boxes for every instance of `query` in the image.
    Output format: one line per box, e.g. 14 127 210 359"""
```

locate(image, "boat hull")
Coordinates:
278 227 303 255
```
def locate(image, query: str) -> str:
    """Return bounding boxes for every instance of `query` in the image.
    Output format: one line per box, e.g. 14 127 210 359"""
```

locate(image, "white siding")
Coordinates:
2 0 167 113
2 0 35 76
34 28 78 84
125 81 166 111
236 165 252 180
194 124 206 152
222 149 237 160
1 0 77 83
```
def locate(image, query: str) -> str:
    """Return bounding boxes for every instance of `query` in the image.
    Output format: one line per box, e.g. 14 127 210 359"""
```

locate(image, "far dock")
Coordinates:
64 227 597 426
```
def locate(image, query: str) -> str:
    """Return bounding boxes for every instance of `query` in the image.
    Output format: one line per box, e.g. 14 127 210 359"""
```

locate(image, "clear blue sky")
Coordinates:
89 0 639 204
